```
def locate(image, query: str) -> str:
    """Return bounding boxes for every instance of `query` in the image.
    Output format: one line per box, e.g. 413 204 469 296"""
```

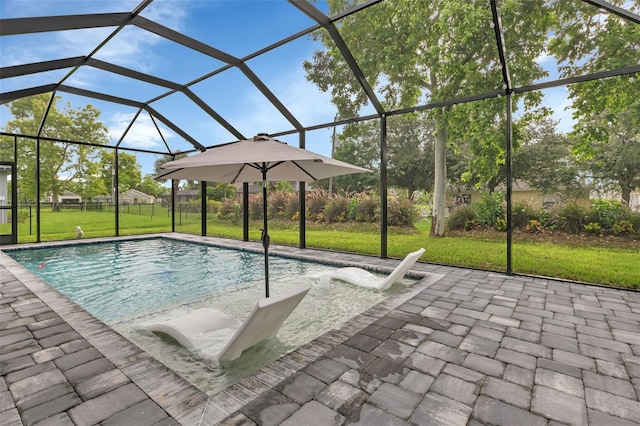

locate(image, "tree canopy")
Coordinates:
2 94 109 207
305 0 551 235
549 1 640 205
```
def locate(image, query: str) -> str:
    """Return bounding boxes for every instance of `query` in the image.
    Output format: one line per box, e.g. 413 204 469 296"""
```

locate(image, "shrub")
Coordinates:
207 199 222 215
217 198 241 224
476 192 505 228
15 208 31 224
512 200 537 228
285 194 299 220
268 190 295 219
537 208 555 229
248 194 263 220
306 188 328 221
612 220 634 235
446 205 477 231
604 203 640 235
525 219 543 233
323 196 349 223
584 222 602 234
551 200 590 234
620 209 640 234
347 193 377 222
589 199 627 230
386 197 417 227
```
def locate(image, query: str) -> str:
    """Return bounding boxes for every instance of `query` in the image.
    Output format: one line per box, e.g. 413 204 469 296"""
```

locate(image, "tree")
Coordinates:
154 152 191 198
68 160 109 202
575 111 640 205
304 0 551 235
322 122 380 193
549 1 640 205
387 115 434 199
136 174 170 198
513 118 582 194
98 151 142 196
205 183 237 201
2 94 109 208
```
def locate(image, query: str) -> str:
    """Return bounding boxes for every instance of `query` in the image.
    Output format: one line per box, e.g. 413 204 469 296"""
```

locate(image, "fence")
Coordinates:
14 202 220 235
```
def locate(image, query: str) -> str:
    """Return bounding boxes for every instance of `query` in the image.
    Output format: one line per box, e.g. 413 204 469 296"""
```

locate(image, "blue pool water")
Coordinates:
7 237 410 394
8 238 322 322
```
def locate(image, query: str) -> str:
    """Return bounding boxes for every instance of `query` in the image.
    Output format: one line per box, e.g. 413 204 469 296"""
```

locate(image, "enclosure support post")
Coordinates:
171 179 176 232
506 93 513 275
380 114 388 258
114 149 119 236
201 181 207 236
35 137 40 243
299 131 306 249
12 136 18 243
242 183 249 241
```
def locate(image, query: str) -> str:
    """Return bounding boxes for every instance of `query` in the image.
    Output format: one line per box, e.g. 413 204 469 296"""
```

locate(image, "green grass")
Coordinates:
7 207 639 288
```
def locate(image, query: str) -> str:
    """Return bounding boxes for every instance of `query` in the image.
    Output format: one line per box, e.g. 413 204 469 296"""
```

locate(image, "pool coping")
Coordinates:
1 233 445 425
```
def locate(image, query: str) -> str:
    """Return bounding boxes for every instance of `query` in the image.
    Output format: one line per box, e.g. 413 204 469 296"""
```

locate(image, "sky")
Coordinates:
0 0 610 179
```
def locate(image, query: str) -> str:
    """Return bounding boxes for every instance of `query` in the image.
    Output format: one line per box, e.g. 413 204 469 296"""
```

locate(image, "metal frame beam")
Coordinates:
0 57 86 79
132 16 303 131
581 0 640 24
0 13 131 35
289 0 384 115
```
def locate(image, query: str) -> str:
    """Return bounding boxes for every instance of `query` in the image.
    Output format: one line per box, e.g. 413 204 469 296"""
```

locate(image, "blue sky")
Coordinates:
1 0 583 178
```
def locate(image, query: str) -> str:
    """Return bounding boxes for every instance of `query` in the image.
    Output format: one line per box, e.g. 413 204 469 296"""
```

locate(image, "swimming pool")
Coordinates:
6 237 411 394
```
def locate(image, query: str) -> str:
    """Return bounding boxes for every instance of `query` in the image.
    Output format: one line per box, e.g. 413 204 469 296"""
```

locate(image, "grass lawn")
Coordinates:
7 207 639 289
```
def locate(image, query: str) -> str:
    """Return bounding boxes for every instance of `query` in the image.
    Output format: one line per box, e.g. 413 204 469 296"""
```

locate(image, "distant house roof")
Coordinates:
450 180 588 193
122 189 154 198
177 190 199 196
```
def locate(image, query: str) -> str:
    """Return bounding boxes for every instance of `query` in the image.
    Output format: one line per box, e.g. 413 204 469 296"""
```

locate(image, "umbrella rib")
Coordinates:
154 167 184 180
231 164 248 183
291 160 318 181
265 161 285 172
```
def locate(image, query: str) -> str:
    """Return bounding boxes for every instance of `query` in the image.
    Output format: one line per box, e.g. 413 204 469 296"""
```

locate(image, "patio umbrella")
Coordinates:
157 133 371 297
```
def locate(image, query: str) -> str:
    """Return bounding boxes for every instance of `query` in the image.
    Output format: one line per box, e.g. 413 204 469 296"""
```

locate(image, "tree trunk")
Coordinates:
430 122 448 237
621 185 631 206
51 180 60 212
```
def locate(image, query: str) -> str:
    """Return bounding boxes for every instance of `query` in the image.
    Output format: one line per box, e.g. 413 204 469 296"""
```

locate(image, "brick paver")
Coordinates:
2 234 640 425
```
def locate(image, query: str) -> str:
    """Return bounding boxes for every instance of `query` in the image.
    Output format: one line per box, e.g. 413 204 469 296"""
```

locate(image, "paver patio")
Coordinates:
1 234 639 425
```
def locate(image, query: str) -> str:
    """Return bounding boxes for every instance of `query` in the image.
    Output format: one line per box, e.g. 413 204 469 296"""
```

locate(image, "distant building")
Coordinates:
46 190 81 204
158 189 199 206
176 189 199 203
448 181 589 211
95 189 155 205
121 189 155 205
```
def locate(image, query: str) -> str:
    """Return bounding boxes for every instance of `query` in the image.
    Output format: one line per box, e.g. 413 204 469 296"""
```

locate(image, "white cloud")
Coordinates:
535 50 552 66
542 87 576 134
108 112 175 149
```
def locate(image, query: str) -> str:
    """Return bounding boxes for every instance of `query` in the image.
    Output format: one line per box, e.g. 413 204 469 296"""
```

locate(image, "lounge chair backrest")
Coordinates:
377 248 425 290
217 284 311 361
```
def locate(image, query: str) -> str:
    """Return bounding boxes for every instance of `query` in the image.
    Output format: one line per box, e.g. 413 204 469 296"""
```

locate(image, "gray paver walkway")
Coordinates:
1 233 639 425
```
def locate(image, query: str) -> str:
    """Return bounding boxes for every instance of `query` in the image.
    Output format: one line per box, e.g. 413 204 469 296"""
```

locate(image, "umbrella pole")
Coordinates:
261 174 270 298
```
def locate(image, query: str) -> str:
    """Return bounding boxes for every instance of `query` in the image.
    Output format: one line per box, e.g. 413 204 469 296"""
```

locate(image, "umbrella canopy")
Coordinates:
158 134 370 183
158 134 371 297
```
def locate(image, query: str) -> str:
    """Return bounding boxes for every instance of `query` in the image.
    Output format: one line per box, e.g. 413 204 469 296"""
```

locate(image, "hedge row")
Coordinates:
447 194 640 236
211 189 418 227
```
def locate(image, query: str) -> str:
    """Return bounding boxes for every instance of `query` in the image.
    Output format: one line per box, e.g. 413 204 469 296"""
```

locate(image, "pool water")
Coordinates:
7 238 410 394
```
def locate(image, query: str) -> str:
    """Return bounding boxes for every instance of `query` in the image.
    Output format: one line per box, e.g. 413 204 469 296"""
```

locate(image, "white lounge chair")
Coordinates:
142 284 310 361
320 248 425 290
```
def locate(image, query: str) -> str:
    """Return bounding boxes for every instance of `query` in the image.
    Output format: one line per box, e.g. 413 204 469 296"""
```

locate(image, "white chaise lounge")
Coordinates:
142 284 311 361
320 248 425 291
